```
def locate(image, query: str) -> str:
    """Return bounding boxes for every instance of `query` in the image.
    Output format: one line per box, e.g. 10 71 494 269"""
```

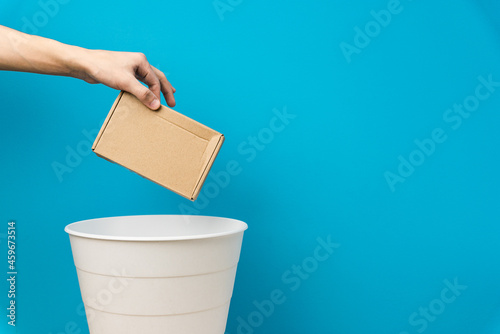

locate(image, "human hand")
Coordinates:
0 25 175 109
77 50 176 110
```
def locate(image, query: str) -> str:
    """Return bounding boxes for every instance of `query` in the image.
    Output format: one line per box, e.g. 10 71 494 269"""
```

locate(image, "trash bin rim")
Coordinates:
64 215 248 242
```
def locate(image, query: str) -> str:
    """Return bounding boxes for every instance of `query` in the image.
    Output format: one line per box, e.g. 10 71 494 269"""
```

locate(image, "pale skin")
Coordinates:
0 25 176 110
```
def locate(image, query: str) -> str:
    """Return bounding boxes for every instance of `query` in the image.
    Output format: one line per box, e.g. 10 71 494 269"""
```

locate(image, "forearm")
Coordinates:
0 25 88 79
0 25 176 108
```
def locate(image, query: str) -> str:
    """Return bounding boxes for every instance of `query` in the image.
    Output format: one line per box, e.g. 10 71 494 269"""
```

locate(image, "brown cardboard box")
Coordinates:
92 91 224 201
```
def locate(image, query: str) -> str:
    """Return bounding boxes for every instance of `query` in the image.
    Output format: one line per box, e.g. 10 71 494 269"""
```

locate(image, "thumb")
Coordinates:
125 79 161 110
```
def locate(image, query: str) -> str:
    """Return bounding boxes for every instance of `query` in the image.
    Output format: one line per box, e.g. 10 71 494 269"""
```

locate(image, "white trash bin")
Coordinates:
65 215 248 334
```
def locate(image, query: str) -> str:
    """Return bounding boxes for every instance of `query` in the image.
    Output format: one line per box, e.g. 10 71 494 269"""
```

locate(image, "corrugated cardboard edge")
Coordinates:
92 91 125 151
190 134 225 201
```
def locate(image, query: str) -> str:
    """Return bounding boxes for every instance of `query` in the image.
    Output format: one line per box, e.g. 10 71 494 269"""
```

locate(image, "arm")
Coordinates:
0 25 175 109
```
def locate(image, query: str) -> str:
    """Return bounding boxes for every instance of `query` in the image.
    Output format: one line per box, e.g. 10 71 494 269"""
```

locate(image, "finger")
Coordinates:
135 56 161 103
152 66 176 108
151 66 175 107
123 76 161 110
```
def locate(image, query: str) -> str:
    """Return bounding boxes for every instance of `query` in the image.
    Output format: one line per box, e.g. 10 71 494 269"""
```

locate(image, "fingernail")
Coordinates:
150 98 160 110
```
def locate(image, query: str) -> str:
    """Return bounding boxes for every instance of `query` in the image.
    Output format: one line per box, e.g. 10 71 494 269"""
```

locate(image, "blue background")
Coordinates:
1 0 500 333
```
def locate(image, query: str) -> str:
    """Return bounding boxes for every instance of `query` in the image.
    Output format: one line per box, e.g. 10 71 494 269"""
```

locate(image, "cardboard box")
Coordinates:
92 91 224 201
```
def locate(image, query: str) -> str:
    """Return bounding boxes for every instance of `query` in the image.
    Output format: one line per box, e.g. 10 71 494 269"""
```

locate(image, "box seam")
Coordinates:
191 134 224 200
154 115 210 141
92 91 124 151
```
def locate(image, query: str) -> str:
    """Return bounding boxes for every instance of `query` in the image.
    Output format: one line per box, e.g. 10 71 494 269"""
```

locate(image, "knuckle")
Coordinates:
151 72 161 82
134 52 148 64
